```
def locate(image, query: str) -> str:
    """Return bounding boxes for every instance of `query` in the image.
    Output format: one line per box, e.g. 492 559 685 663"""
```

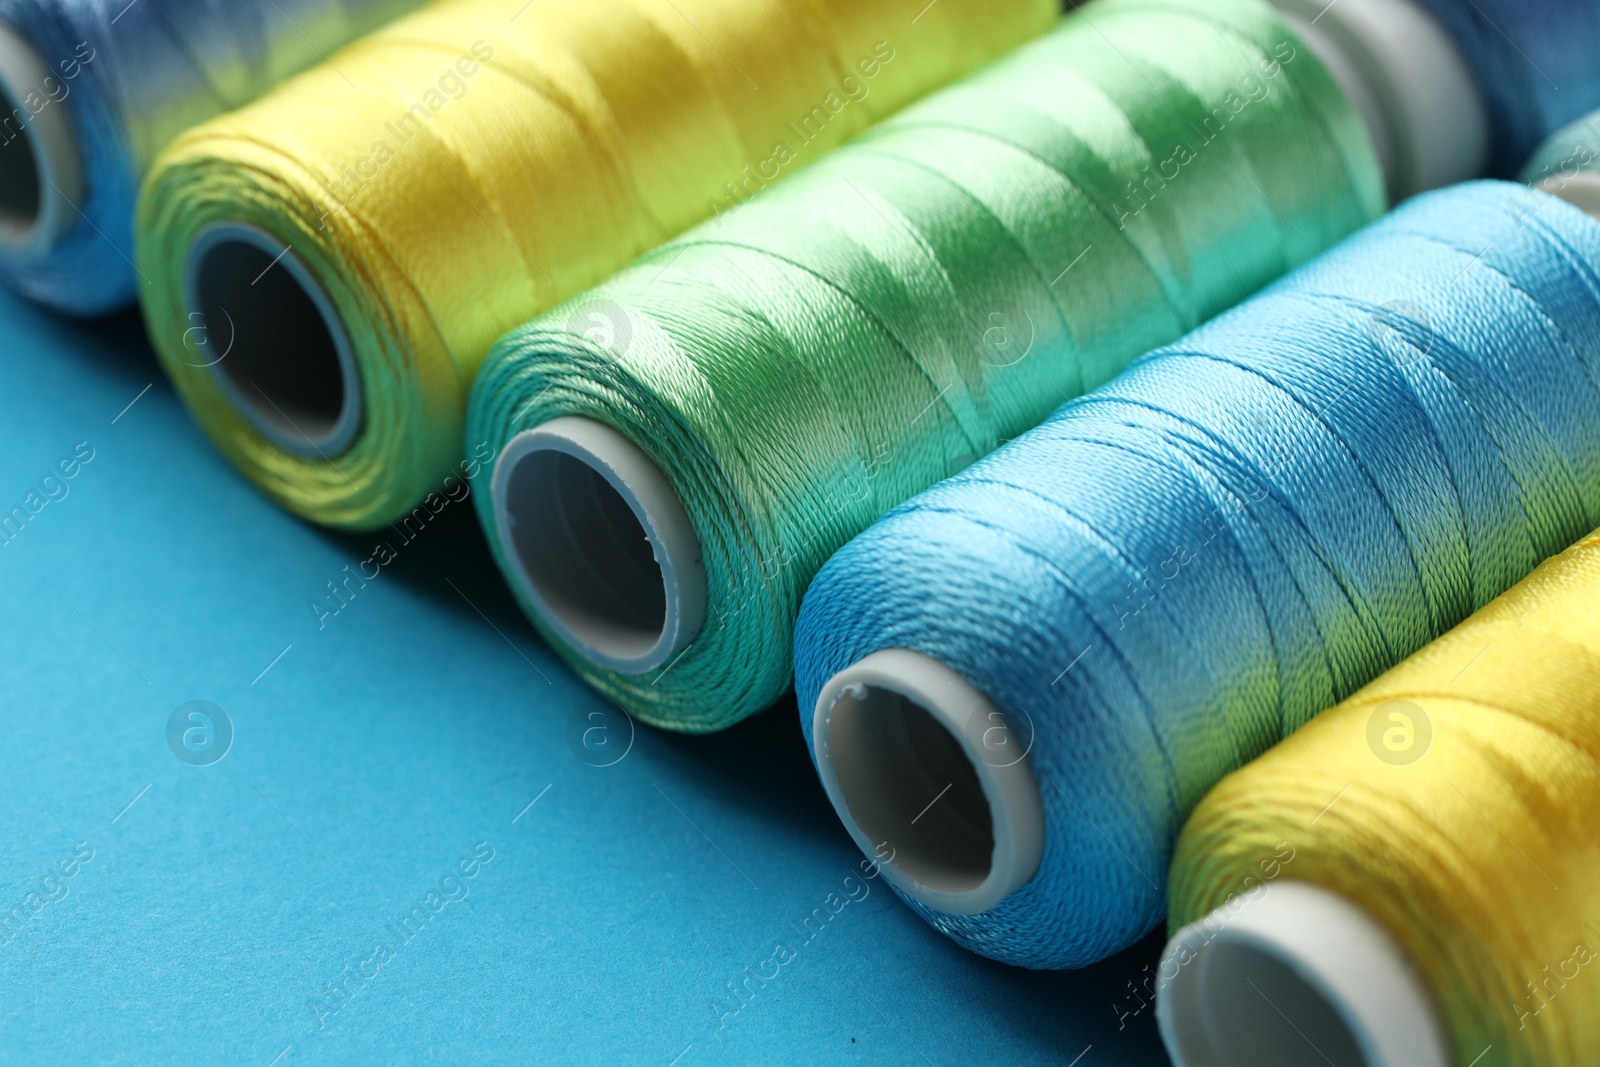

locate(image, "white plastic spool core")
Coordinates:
811 648 1045 915
1539 174 1600 223
1157 881 1451 1067
184 222 363 457
1273 0 1488 200
492 417 706 675
0 20 84 253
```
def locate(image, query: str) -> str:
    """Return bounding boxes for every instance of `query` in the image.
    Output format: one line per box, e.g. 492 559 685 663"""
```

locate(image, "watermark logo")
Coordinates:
566 706 635 767
179 309 235 368
1366 299 1434 367
167 700 233 767
564 298 633 358
1365 698 1431 765
974 301 1035 367
963 704 1035 768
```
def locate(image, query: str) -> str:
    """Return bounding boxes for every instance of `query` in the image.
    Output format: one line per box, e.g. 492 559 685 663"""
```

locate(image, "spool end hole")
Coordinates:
501 447 669 667
1191 939 1369 1066
0 82 40 239
826 683 995 894
190 231 358 455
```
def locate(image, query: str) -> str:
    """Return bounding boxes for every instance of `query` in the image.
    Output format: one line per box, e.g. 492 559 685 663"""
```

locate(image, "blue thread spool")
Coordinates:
796 179 1600 971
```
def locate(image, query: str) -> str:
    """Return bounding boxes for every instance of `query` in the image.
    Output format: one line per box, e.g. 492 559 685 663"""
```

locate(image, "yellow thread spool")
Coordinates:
137 0 1055 529
1164 529 1600 1066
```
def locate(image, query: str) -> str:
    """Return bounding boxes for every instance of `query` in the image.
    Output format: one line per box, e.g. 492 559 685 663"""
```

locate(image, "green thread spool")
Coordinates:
470 0 1389 730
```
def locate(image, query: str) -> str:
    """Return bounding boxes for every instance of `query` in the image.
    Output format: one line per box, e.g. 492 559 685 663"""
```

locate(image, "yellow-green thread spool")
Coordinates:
138 0 1056 529
1165 529 1600 1067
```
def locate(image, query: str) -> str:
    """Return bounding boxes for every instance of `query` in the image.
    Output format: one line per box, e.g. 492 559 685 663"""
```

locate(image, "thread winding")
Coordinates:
793 181 1600 968
0 0 419 314
1169 527 1600 1067
470 0 1382 731
138 0 1051 528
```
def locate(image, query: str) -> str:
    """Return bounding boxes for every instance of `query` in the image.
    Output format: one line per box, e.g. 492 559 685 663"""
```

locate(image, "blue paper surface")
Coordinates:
0 290 1174 1065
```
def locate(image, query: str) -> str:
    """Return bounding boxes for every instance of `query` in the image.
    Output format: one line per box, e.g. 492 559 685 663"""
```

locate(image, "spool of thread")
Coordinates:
0 0 422 314
791 179 1600 969
1161 529 1600 1067
470 0 1401 731
138 0 1052 529
1407 0 1600 177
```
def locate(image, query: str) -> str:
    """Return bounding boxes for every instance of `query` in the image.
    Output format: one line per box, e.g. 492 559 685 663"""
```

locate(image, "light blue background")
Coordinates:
0 290 1173 1065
